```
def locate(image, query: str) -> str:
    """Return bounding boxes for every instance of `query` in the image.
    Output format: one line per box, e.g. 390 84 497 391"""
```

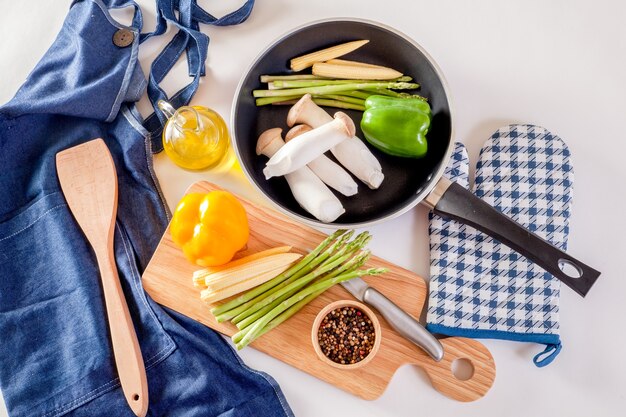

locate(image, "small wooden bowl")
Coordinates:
311 300 382 370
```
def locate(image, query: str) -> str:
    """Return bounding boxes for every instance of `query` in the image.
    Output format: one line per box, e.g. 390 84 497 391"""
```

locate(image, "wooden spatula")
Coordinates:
56 138 149 417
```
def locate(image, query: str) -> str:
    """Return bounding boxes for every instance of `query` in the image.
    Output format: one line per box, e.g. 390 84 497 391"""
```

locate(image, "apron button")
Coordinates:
113 29 134 48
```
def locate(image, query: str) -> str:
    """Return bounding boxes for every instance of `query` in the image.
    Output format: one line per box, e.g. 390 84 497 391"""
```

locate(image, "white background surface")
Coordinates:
1 0 625 416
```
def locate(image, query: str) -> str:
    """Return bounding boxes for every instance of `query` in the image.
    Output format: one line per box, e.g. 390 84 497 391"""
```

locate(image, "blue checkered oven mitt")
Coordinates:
426 124 573 367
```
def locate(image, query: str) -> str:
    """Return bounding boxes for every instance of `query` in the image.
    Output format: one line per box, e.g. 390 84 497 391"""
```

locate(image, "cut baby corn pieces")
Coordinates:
192 246 292 288
290 40 369 72
260 74 326 83
325 59 389 69
204 252 301 284
204 253 302 290
312 61 403 80
200 255 302 304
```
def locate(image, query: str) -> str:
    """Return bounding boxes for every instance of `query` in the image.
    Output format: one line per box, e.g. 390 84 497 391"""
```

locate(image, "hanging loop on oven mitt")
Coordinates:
426 125 574 367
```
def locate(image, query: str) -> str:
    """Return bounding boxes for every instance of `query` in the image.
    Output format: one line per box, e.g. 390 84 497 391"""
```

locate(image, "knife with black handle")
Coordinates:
341 277 444 362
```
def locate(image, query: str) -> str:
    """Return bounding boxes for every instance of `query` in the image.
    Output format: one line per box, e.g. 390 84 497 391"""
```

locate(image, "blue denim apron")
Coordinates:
0 0 294 416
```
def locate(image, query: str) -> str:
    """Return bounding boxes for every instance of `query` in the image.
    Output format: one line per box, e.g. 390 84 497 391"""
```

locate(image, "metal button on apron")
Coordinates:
113 28 134 47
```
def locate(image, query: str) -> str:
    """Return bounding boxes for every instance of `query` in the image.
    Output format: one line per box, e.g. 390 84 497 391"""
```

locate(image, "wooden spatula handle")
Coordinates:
96 244 149 417
56 139 149 416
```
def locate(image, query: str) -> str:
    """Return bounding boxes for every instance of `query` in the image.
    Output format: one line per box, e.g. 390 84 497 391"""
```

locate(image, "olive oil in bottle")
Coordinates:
158 100 232 171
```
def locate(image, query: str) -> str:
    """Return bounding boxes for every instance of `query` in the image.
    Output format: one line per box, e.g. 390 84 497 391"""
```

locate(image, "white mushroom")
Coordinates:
287 94 384 189
263 112 355 180
256 128 345 223
285 125 358 197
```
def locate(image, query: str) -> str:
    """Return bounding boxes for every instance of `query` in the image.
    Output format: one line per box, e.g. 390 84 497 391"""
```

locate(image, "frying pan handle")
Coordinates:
424 178 600 297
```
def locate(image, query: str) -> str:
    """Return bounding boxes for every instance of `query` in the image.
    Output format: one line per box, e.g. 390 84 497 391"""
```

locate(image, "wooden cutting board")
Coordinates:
142 181 496 401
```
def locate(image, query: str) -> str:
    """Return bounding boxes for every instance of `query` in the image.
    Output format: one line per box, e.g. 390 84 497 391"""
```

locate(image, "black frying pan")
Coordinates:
230 18 600 296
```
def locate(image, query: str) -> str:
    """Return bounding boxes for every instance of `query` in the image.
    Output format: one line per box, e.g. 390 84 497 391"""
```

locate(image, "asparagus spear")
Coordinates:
255 95 303 106
234 248 371 331
211 230 346 318
271 99 365 111
270 76 412 89
214 236 347 322
255 88 422 109
214 230 354 322
323 94 366 106
312 98 364 111
230 232 365 326
252 82 419 98
362 87 427 100
249 287 327 341
231 251 371 343
236 258 375 342
234 268 387 349
341 90 373 100
257 94 366 107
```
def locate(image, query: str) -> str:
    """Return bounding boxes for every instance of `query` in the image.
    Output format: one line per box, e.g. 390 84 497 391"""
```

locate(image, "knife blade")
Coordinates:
341 277 444 361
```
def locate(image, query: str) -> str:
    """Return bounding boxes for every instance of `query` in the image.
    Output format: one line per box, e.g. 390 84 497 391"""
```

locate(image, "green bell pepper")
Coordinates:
360 95 432 158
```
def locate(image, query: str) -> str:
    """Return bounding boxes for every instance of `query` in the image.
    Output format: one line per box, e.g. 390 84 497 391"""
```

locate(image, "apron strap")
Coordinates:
141 0 255 152
105 0 144 29
184 0 256 76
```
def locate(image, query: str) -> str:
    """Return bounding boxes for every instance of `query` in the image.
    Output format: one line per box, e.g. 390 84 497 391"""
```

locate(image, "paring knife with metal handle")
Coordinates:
341 277 444 362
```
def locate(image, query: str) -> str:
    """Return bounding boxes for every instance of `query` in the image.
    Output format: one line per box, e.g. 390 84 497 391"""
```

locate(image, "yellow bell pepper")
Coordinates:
170 191 249 266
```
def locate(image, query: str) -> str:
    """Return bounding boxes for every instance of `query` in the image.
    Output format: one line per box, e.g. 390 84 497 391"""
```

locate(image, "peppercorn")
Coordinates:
317 306 376 365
